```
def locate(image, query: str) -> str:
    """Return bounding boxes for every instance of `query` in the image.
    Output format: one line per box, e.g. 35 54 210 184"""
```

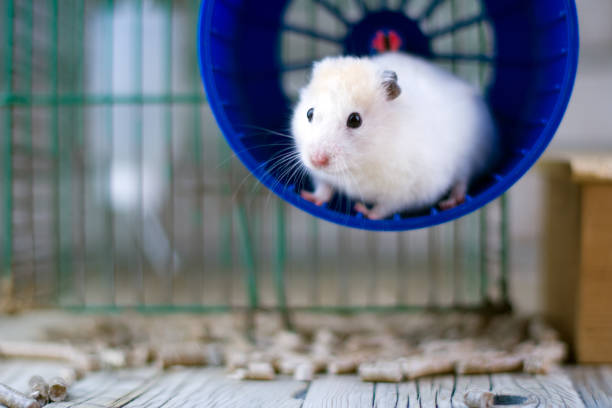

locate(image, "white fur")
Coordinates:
292 52 498 218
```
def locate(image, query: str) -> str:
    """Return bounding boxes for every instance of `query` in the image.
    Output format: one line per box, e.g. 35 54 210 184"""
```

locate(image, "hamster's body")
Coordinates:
292 52 498 219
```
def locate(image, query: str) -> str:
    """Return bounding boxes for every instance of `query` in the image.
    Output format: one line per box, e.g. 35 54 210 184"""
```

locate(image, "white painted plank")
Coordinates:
180 369 305 408
534 371 586 407
491 372 585 408
489 373 539 407
452 374 490 408
48 368 158 408
122 370 195 408
0 360 72 392
303 375 374 408
567 365 612 407
417 375 455 408
373 383 398 408
396 381 418 408
123 368 304 408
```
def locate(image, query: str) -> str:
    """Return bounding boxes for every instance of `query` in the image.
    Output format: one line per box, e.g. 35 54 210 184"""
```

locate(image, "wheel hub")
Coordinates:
343 10 432 57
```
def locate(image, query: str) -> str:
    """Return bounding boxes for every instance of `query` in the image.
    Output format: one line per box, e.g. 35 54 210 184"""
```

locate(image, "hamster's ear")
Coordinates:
382 70 401 101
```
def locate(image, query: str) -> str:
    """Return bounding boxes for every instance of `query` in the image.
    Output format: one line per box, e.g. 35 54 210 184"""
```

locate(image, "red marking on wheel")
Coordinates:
371 29 403 53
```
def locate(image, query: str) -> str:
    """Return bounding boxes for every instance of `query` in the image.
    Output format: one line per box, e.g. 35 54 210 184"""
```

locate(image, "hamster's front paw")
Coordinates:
300 182 334 206
300 191 328 206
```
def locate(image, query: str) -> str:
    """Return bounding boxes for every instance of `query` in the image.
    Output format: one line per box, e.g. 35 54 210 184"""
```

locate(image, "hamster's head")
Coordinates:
291 56 401 178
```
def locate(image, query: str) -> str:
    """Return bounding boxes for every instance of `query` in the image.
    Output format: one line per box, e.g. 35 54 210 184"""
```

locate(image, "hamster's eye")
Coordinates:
347 112 362 129
307 108 314 122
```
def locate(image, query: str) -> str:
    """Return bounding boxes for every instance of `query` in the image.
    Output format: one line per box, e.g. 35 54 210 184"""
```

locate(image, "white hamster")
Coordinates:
291 52 498 220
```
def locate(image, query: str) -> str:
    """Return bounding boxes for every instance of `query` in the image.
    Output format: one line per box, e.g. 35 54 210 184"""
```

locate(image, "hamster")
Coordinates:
291 52 498 220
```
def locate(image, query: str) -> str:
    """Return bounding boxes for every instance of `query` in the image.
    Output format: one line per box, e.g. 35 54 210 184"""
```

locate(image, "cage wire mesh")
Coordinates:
1 0 510 315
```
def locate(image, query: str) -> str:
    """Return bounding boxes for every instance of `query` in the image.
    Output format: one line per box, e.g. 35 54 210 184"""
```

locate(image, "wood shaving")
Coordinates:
48 377 68 402
464 389 494 408
293 363 315 381
0 313 566 384
359 361 403 382
0 383 40 408
401 355 455 379
456 352 523 375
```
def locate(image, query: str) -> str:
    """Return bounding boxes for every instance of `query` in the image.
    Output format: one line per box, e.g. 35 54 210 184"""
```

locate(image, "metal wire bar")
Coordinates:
165 2 175 302
3 0 14 286
450 0 460 306
76 0 86 306
275 200 291 328
62 303 496 314
51 0 65 306
236 204 258 309
395 232 407 304
427 227 440 307
133 0 144 305
192 0 206 307
308 218 320 305
104 0 116 306
500 194 509 306
22 0 35 303
367 231 377 306
0 93 207 106
477 6 490 305
59 1 79 305
479 207 488 302
453 220 463 305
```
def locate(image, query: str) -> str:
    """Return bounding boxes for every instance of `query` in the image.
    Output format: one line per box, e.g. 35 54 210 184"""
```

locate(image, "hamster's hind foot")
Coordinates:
354 202 395 220
438 181 467 211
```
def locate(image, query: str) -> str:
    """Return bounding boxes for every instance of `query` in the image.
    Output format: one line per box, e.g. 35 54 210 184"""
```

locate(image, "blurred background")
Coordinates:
0 0 607 317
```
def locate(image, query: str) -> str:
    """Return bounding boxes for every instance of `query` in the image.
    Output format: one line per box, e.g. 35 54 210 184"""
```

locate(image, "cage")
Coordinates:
199 0 579 230
0 0 514 318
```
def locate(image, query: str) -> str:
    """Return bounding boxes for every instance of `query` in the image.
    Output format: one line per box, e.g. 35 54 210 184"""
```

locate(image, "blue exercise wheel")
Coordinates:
198 0 579 231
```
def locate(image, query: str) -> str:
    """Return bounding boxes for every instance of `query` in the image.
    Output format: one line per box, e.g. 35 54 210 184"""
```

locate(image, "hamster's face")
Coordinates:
291 57 401 178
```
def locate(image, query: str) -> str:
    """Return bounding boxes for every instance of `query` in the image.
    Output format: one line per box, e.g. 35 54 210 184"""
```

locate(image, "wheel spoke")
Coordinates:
352 0 368 13
281 60 314 72
312 0 351 26
417 0 445 21
282 23 343 44
432 53 494 62
426 13 486 37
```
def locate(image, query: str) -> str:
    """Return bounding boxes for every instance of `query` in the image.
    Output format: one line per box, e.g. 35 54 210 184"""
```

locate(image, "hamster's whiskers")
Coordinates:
264 158 306 210
231 146 300 202
215 141 296 170
238 124 295 140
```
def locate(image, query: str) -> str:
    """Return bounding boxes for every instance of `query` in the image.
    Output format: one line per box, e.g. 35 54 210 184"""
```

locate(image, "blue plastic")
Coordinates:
198 0 579 231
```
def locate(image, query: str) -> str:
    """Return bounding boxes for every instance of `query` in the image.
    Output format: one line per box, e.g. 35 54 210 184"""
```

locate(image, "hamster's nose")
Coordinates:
310 152 330 168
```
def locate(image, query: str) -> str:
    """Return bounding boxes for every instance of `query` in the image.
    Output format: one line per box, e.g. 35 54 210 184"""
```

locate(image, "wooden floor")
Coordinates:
1 312 611 407
0 360 610 407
